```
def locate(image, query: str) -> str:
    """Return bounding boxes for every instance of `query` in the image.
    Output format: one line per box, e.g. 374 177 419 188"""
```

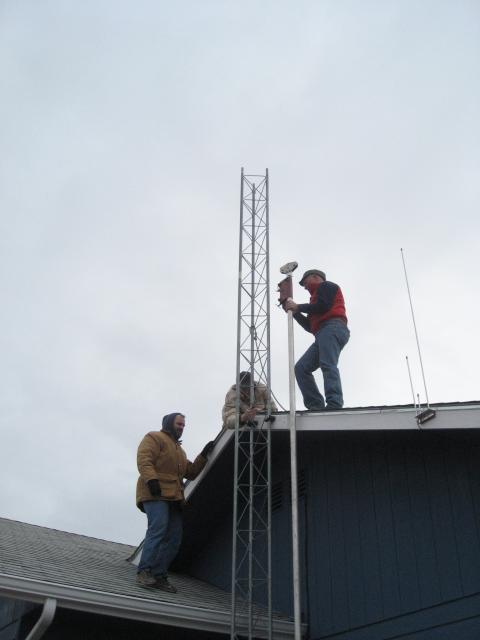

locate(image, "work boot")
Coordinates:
136 569 156 588
154 576 177 593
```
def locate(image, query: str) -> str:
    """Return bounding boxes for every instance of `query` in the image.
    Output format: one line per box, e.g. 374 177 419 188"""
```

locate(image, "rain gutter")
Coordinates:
0 573 299 639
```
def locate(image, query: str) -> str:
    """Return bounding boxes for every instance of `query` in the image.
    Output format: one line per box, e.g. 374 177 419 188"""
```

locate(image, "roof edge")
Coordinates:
0 573 298 639
186 402 480 501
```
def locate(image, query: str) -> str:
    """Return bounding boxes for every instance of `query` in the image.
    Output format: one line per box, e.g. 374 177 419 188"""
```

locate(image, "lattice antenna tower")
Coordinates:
231 168 274 640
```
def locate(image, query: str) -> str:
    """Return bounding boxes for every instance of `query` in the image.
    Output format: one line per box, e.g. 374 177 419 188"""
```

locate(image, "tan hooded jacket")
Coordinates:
136 430 207 510
222 383 277 430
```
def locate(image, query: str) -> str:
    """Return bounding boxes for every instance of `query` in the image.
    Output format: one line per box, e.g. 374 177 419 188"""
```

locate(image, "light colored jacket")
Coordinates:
222 383 277 429
136 430 206 510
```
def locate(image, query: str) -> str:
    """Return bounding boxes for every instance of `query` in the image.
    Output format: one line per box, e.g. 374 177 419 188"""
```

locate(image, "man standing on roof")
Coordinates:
136 413 215 592
222 371 277 430
284 269 350 411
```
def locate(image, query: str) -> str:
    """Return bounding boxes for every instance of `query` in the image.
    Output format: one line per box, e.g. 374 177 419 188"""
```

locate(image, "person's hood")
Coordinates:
230 383 260 402
161 412 183 442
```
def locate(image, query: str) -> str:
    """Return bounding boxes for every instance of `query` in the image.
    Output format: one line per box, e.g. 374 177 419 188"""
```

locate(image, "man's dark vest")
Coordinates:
309 283 347 334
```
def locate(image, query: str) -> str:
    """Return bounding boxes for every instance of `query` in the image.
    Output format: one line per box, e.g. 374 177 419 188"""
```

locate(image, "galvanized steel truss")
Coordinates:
231 169 273 640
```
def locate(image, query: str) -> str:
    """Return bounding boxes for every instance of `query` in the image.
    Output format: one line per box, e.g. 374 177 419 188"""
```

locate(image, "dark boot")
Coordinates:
136 569 156 588
154 576 177 593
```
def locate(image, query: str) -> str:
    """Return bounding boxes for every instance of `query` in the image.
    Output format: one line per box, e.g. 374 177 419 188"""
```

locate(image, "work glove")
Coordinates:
200 441 215 458
264 414 276 423
241 407 257 423
147 479 161 496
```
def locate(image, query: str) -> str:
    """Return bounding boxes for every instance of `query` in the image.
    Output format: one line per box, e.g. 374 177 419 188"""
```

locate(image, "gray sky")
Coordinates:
1 1 479 545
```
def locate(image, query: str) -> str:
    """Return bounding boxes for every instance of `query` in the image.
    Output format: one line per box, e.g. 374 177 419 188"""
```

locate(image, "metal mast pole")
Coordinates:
278 264 302 640
400 248 430 407
265 170 273 640
288 306 301 640
231 169 273 640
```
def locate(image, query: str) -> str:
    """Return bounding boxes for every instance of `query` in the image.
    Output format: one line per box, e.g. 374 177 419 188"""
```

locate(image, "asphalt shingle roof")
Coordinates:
0 518 296 638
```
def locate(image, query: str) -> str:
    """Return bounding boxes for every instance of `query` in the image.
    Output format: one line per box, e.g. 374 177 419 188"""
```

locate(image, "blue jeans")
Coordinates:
138 500 183 577
295 319 350 410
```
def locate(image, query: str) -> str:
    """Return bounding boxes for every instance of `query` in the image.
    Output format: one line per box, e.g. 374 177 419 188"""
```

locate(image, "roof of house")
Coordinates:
0 517 296 639
185 400 480 500
172 400 480 569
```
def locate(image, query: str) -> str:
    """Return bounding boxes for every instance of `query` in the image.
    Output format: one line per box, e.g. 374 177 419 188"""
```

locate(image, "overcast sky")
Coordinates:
1 1 479 545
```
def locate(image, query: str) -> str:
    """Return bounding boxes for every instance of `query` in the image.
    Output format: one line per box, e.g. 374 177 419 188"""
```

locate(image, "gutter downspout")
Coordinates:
26 597 57 640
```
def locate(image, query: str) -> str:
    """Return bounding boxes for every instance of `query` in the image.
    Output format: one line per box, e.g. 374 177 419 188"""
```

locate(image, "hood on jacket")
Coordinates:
161 412 184 442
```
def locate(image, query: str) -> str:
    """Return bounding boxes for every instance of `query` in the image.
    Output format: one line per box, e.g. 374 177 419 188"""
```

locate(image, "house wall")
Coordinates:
188 428 480 639
0 599 35 640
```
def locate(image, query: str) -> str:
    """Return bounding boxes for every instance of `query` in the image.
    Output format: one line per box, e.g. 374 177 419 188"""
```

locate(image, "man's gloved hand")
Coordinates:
264 414 276 423
284 298 299 313
241 407 258 424
147 479 161 496
201 441 215 458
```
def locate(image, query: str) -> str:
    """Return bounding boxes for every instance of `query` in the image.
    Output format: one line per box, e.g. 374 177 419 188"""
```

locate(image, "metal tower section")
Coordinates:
231 168 273 640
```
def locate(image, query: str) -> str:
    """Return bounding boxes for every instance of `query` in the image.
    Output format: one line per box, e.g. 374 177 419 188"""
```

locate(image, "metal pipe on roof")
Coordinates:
25 597 57 640
401 248 431 408
279 260 302 639
231 168 244 637
287 308 302 640
265 169 273 640
248 183 256 638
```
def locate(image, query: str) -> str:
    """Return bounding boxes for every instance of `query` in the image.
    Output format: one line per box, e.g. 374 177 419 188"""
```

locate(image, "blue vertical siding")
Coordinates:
369 437 402 618
467 441 480 551
354 439 383 621
404 440 441 607
299 430 480 638
446 444 480 593
423 437 463 600
185 428 480 639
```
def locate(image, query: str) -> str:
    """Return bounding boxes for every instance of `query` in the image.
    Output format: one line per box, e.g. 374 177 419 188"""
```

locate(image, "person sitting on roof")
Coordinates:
135 412 215 592
222 371 277 430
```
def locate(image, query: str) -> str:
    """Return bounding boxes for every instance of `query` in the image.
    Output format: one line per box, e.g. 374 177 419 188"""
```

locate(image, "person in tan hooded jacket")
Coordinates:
135 412 214 592
222 371 277 430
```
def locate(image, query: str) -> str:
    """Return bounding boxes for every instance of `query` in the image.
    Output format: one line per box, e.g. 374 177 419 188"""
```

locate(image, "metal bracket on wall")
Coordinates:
416 407 437 427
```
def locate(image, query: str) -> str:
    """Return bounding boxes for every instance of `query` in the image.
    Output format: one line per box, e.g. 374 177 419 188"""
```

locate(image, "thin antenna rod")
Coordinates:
401 248 430 408
405 356 417 409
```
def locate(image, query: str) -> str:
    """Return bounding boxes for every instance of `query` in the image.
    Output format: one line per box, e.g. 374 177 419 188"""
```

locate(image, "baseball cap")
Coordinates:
299 269 326 286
